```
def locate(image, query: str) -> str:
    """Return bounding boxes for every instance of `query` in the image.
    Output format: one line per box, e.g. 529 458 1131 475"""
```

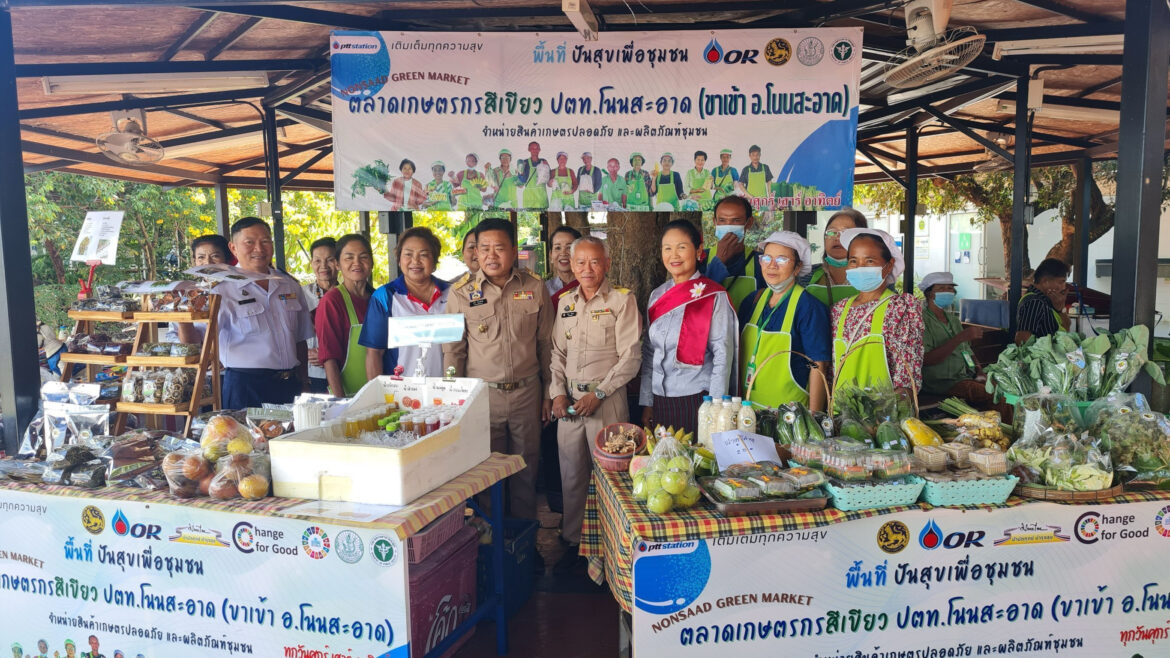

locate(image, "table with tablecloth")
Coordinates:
579 463 1170 614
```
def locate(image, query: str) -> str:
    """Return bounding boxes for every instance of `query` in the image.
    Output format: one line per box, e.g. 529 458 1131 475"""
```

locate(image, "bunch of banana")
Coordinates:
641 425 696 454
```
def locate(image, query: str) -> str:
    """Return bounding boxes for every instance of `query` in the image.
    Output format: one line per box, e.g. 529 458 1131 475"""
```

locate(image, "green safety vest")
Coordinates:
805 267 859 308
654 172 680 211
707 248 758 310
833 289 895 401
740 286 809 408
336 284 370 396
625 170 650 211
454 170 484 210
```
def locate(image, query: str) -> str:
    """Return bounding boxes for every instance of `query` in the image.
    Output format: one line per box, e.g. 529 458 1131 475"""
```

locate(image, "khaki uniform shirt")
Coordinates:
443 268 553 387
549 280 642 400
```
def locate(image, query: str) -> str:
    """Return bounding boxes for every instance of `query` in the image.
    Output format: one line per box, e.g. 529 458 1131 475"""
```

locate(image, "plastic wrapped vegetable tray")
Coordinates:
824 475 925 511
920 474 1019 507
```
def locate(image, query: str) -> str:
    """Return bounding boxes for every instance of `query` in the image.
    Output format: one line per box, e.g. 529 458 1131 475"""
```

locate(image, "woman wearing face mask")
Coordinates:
802 208 867 307
831 228 924 399
919 272 1000 408
640 220 738 433
737 231 831 411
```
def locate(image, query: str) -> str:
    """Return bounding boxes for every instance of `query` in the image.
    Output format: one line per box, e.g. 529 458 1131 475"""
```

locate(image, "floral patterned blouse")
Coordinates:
831 292 924 390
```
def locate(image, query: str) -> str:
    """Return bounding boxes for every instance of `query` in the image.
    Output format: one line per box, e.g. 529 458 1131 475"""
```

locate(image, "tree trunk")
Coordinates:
594 212 696 313
1045 172 1115 265
44 239 66 284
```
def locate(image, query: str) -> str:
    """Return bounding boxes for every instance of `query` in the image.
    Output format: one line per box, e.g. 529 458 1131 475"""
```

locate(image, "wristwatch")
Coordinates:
594 388 607 401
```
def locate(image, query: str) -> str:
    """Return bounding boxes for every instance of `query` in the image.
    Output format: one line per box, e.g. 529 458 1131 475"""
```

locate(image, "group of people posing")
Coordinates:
381 141 783 212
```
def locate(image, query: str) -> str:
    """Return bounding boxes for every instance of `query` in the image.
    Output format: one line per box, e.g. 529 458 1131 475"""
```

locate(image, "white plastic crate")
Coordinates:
269 375 490 506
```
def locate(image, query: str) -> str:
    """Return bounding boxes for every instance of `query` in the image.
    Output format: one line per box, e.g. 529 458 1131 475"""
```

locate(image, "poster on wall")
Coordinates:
331 29 862 213
0 489 410 657
632 499 1170 656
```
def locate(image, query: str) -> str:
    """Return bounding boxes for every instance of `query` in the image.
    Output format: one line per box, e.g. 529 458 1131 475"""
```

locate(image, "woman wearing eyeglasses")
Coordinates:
737 231 831 411
802 208 867 307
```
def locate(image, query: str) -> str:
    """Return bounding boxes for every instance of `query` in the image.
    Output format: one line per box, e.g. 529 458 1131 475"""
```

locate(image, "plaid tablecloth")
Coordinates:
579 465 1170 614
0 453 524 541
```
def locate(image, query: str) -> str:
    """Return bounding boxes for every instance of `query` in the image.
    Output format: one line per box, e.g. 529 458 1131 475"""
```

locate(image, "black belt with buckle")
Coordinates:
227 367 295 380
486 375 535 391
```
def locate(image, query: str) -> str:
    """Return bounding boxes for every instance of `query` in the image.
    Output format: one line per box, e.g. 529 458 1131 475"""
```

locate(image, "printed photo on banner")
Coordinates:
332 29 862 213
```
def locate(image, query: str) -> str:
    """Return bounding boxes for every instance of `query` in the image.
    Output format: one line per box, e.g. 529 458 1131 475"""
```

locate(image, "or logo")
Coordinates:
81 505 104 535
1155 505 1170 538
335 530 365 564
302 526 331 559
111 509 162 540
371 535 397 566
702 37 759 64
703 38 724 64
797 37 825 66
632 540 710 615
876 520 909 554
919 519 986 550
168 524 229 548
763 38 792 66
993 522 1070 546
831 38 855 63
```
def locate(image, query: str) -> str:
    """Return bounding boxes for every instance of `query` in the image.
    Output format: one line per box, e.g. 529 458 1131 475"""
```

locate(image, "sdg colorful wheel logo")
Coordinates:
331 31 390 102
302 526 331 559
632 541 711 615
1155 505 1170 538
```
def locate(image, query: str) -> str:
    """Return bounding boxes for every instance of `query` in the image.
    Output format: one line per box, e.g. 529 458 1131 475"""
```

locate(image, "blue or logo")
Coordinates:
702 37 758 64
331 31 390 102
919 520 986 550
919 519 942 549
632 541 710 614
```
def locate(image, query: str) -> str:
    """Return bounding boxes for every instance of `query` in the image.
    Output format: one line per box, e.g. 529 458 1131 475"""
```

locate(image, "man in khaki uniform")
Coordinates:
444 218 553 521
549 236 641 570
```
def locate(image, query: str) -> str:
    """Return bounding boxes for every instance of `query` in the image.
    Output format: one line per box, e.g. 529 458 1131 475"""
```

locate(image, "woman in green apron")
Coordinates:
576 151 601 208
651 152 683 211
684 150 714 212
737 231 831 411
452 153 486 211
624 152 652 211
489 149 519 209
423 161 453 211
599 157 627 207
548 151 578 210
802 208 867 307
711 148 738 204
831 228 924 400
519 141 550 210
316 234 374 397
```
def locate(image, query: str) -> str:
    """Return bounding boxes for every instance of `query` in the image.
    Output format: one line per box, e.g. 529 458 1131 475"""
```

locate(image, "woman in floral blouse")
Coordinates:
830 228 923 399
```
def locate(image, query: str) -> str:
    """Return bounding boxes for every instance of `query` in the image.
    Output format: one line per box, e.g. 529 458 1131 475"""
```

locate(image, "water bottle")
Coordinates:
737 400 757 432
696 396 714 450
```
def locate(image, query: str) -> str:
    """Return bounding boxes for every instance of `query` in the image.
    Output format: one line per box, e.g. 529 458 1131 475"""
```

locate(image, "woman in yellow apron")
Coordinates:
489 149 520 209
452 152 487 211
548 151 578 210
830 228 924 400
315 234 374 396
651 152 683 211
624 152 652 211
738 231 831 411
803 208 867 307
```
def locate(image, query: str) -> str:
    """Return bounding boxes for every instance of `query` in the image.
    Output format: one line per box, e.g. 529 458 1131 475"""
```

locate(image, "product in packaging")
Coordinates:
70 459 108 488
868 450 913 479
162 450 211 498
43 402 110 449
712 477 762 501
969 448 1008 476
940 442 974 468
779 466 825 491
914 445 948 472
200 414 254 463
747 474 796 497
209 452 271 500
630 435 701 514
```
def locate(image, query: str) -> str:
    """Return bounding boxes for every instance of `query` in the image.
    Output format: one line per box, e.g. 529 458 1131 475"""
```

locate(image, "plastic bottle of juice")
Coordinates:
737 400 757 432
716 396 735 432
696 396 714 450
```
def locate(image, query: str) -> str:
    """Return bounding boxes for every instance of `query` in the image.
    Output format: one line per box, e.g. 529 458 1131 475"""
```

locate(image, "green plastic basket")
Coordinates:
825 475 925 511
920 475 1019 507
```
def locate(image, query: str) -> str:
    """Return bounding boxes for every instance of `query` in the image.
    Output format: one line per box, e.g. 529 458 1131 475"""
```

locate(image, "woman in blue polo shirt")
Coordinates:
358 226 451 379
737 231 832 411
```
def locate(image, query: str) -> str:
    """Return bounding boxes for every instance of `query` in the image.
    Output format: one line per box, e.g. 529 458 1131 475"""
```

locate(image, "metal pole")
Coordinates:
214 181 231 237
902 127 918 292
358 210 370 238
1007 75 1031 339
263 105 286 271
1109 0 1169 351
1072 157 1092 289
0 8 40 454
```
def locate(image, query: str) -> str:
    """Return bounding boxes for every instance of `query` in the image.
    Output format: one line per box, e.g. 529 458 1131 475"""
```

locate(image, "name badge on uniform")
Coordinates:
513 291 534 301
238 298 257 306
561 311 577 318
470 299 488 307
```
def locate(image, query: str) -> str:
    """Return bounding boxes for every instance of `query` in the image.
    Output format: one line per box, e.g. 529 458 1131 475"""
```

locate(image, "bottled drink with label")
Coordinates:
737 400 757 432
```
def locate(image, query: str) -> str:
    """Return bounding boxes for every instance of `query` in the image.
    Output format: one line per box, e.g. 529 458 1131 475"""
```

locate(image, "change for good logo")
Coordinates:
633 540 711 615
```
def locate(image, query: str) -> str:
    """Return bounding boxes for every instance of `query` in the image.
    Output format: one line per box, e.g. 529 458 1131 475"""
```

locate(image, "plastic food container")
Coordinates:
721 463 764 479
790 441 824 469
780 466 825 491
868 450 913 480
747 474 796 497
824 442 871 481
969 448 1008 476
713 477 762 501
940 442 974 468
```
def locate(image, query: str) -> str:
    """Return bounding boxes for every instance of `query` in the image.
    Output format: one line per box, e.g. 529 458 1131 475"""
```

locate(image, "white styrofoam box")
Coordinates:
269 375 490 506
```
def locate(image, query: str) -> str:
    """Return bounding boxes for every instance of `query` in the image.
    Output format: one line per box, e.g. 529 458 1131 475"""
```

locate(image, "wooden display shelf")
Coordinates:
116 398 216 415
68 310 135 321
124 355 201 367
133 310 210 322
60 351 127 365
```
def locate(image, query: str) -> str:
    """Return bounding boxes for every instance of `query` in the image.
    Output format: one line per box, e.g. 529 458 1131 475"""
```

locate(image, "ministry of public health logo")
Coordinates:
764 38 792 66
301 526 331 560
81 505 105 535
876 520 909 554
335 530 365 564
371 535 397 567
831 38 855 64
797 37 824 66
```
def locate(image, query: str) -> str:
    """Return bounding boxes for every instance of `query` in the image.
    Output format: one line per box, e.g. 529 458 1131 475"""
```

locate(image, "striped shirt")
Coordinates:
1017 285 1060 338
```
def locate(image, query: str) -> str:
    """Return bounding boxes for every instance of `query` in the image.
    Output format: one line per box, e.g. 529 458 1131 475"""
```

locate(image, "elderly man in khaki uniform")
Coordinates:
549 236 642 571
444 218 553 521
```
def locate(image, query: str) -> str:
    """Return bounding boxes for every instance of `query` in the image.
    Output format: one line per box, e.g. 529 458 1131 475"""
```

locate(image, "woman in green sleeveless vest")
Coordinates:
711 148 739 204
624 152 652 211
831 228 925 403
651 152 683 211
685 150 714 212
738 231 832 411
452 152 486 211
548 151 578 210
576 152 601 208
316 234 374 397
423 161 453 211
489 149 519 209
803 208 867 307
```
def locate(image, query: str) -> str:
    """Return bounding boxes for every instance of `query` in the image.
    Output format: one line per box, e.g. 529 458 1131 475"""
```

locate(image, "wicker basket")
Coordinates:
592 423 646 472
921 475 1019 507
1014 482 1125 502
825 475 925 511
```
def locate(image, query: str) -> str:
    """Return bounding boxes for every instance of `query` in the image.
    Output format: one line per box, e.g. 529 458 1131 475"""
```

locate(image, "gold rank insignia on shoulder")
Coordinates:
613 286 630 294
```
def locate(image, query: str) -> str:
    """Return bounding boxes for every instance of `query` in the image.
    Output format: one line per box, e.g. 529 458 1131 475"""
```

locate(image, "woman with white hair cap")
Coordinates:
737 230 832 410
920 271 1000 408
831 227 924 398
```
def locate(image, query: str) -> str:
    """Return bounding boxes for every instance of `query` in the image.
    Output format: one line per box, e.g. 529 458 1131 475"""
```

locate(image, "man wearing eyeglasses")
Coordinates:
702 195 764 310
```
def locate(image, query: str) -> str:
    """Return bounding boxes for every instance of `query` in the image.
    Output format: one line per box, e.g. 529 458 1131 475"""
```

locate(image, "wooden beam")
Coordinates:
204 16 261 61
159 11 217 61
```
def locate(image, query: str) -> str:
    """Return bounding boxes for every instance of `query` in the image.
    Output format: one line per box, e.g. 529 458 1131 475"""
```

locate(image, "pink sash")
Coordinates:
647 276 728 366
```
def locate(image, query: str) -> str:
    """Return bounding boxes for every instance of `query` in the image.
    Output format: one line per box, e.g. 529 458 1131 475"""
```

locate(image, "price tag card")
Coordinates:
711 429 782 472
386 313 465 348
71 210 124 265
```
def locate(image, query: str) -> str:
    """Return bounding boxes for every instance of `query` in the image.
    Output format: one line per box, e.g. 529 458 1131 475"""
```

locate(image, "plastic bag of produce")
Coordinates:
162 449 212 498
199 414 254 463
1018 391 1081 443
1006 429 1052 483
209 452 271 500
875 420 910 451
1043 433 1113 491
630 435 701 514
1087 394 1170 487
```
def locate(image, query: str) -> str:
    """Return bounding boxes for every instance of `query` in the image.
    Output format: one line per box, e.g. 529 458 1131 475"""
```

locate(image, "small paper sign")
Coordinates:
386 313 465 349
71 211 124 265
711 429 783 473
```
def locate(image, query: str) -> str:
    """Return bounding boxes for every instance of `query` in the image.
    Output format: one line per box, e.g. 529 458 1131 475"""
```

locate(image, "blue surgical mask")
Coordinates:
845 266 886 292
767 276 795 294
933 292 956 307
824 254 848 268
714 225 745 240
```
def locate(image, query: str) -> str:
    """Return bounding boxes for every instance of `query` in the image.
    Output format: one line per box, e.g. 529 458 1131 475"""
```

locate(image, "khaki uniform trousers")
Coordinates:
557 387 627 544
488 382 543 520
